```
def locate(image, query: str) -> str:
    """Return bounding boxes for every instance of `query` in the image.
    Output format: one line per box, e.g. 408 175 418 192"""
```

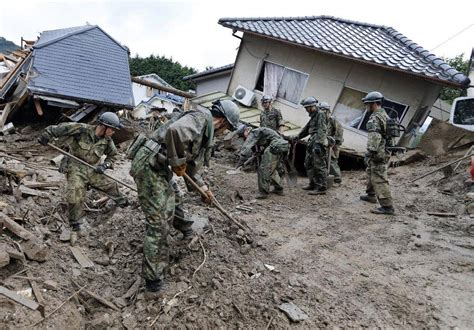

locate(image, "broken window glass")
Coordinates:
453 98 474 125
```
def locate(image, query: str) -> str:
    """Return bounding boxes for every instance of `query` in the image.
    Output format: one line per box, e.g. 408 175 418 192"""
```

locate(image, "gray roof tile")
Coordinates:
29 25 133 108
219 16 470 87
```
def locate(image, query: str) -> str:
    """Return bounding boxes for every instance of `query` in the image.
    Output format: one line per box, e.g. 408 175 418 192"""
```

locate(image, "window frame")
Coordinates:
254 60 309 107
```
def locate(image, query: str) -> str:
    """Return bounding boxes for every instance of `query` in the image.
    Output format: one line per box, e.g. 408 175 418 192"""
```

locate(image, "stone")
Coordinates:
278 302 308 322
190 215 210 235
43 280 58 291
21 238 49 262
59 229 70 242
466 203 474 215
91 312 113 328
0 249 10 268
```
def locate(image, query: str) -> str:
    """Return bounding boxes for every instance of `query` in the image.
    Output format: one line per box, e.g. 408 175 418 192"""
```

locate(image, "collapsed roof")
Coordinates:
219 16 470 88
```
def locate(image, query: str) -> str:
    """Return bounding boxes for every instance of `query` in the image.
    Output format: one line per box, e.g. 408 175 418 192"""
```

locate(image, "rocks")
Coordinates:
91 312 113 328
43 280 58 291
278 302 308 322
21 238 49 262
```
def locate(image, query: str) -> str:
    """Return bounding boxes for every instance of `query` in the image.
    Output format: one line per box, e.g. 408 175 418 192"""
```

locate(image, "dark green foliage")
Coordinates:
0 37 20 54
439 54 469 104
129 54 197 91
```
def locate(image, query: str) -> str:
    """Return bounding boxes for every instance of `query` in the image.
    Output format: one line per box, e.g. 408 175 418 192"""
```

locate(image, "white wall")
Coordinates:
195 71 232 96
132 76 167 106
228 33 443 152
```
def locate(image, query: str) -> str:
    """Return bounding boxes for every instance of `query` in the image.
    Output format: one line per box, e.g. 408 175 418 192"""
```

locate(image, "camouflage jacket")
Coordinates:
240 127 287 159
327 115 344 145
366 108 389 159
259 107 283 132
150 108 214 186
44 123 117 166
297 110 328 146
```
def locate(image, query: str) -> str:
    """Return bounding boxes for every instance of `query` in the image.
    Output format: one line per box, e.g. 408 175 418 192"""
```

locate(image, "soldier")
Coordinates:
291 96 328 195
359 91 395 215
237 125 289 199
128 99 240 298
259 95 284 133
319 102 344 184
38 112 128 245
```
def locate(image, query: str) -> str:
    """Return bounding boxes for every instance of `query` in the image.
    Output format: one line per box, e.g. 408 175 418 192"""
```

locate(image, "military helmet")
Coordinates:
212 99 240 131
97 112 122 129
318 102 331 110
236 124 249 137
300 96 318 107
261 95 273 103
362 91 384 104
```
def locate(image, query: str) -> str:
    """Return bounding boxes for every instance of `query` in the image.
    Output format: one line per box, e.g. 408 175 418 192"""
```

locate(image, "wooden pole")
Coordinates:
409 153 474 183
131 76 195 99
183 173 248 231
47 143 137 192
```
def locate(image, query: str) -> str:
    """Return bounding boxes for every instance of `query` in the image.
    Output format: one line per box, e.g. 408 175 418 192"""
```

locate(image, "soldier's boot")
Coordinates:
144 279 166 300
271 187 284 195
334 177 342 184
255 191 269 199
360 194 377 203
371 199 395 215
308 187 327 195
302 184 316 191
180 228 194 240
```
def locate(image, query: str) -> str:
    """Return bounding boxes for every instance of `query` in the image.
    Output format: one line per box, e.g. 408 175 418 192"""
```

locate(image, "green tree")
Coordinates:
439 54 469 104
129 54 197 91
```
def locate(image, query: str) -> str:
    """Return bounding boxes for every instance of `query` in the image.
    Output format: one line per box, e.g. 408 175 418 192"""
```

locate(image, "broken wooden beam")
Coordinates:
27 270 45 316
71 280 119 311
19 186 49 197
21 238 49 262
22 181 61 189
0 212 33 240
409 153 474 183
0 285 40 310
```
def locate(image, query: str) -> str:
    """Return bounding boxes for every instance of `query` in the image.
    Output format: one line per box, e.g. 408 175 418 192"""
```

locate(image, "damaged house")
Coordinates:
204 16 471 154
0 24 134 129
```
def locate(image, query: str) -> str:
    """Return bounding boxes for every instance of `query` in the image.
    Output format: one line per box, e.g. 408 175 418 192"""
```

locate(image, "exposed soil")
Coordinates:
1 128 473 328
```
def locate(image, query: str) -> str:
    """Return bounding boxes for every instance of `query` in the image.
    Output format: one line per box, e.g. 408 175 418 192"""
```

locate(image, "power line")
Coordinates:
430 22 474 52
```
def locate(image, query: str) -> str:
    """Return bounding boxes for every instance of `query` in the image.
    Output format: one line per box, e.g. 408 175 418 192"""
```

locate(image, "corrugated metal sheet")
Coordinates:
28 25 133 108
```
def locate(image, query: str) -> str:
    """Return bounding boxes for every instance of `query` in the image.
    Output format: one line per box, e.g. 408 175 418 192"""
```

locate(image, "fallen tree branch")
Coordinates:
193 238 207 278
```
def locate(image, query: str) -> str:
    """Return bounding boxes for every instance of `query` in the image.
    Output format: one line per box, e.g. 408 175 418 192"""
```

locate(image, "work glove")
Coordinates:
201 189 214 205
172 164 187 177
95 162 110 174
38 134 50 146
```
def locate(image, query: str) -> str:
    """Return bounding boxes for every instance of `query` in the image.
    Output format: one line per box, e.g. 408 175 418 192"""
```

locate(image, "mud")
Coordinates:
1 128 473 328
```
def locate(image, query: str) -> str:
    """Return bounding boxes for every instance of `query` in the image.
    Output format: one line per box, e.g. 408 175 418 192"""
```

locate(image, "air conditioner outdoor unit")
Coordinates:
232 85 255 106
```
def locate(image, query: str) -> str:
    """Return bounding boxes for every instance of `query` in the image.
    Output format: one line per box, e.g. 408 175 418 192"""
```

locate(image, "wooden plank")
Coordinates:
70 247 94 268
0 285 40 310
27 270 45 316
427 212 457 218
33 98 44 116
19 186 49 197
22 181 61 189
71 280 119 311
0 211 34 240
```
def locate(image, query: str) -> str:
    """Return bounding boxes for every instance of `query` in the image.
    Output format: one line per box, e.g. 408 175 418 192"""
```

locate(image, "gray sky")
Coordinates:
1 0 473 72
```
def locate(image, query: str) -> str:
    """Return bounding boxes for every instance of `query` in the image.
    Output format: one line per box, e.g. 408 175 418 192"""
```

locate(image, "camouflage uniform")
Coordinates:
240 127 289 194
43 123 127 228
327 115 344 182
298 110 328 190
260 107 283 132
130 109 213 283
365 108 393 207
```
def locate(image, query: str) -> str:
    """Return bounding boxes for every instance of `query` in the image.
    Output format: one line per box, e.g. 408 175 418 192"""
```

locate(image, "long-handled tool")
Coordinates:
326 146 334 188
183 173 248 232
47 143 137 192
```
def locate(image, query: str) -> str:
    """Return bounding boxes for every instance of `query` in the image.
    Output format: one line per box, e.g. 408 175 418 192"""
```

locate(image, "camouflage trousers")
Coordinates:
66 164 126 228
131 147 192 282
329 146 341 180
304 142 327 189
366 159 393 207
258 147 283 194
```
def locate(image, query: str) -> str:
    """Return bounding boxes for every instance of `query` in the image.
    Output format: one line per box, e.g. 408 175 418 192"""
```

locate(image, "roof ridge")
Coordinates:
35 25 96 49
218 15 388 29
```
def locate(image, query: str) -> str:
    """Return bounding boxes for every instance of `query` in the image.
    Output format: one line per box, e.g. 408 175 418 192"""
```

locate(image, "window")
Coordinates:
255 61 308 104
333 87 409 132
453 98 474 125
